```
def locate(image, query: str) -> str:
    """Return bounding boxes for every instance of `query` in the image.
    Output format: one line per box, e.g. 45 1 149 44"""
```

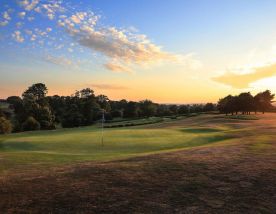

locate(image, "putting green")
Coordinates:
0 116 235 173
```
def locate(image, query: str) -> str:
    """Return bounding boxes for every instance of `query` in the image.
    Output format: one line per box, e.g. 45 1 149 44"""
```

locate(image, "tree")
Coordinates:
178 105 189 114
61 104 83 128
22 116 40 131
80 88 94 98
22 83 48 101
238 92 254 114
124 101 139 118
190 104 203 113
139 100 157 117
111 110 123 118
36 106 55 129
203 103 215 112
0 117 12 134
97 95 111 112
81 97 101 125
169 105 178 115
217 95 235 115
21 83 55 130
156 104 171 116
254 90 275 114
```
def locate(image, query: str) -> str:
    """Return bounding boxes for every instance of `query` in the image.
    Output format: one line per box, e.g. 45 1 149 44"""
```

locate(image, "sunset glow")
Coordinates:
1 0 276 103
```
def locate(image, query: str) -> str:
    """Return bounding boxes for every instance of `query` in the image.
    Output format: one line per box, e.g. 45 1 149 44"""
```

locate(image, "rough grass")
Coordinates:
0 113 276 213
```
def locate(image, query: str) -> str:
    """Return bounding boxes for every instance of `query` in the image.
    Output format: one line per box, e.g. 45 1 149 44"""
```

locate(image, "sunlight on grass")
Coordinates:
0 117 237 173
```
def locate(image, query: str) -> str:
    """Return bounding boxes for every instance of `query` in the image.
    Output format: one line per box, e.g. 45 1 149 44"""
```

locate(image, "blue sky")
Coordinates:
1 0 276 103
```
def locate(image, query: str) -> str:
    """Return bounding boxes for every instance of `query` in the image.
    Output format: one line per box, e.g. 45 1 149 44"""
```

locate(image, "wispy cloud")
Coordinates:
213 63 276 88
57 12 178 72
89 83 129 90
12 31 24 43
7 1 201 73
0 10 12 26
18 11 26 19
104 62 133 73
44 55 73 67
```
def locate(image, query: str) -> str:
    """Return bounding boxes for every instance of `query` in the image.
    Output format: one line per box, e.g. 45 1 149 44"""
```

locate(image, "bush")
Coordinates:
40 120 56 130
0 117 12 134
22 116 40 131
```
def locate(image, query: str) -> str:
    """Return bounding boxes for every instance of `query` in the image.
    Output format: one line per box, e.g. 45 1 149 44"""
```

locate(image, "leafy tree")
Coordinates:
139 100 157 117
81 97 101 125
178 105 189 114
22 83 55 130
156 104 171 116
97 95 111 112
169 105 178 115
238 92 254 114
254 90 275 114
22 83 48 101
217 95 235 115
111 110 123 118
61 104 83 128
0 117 12 134
203 103 215 112
190 104 203 113
80 88 94 98
22 116 40 131
124 101 139 118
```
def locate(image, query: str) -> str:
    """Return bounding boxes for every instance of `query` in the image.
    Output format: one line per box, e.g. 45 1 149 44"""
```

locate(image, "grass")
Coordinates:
1 113 276 213
225 114 259 120
0 115 235 173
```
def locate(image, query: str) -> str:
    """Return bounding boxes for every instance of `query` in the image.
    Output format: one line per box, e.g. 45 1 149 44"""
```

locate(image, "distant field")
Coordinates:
1 113 276 213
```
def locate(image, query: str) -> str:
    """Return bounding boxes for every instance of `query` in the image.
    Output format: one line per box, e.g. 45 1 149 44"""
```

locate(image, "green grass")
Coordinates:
0 118 234 173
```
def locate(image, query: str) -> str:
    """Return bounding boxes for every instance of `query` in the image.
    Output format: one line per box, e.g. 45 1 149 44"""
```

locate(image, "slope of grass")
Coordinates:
0 118 234 173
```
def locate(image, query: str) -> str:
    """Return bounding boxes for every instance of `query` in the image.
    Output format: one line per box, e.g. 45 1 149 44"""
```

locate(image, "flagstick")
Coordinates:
101 109 104 147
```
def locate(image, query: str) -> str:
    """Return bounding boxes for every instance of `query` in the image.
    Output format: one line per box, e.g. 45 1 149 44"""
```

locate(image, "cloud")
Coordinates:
71 12 87 24
27 16 35 21
0 21 9 27
18 0 40 11
213 63 276 88
46 27 52 32
0 11 11 26
30 34 37 41
16 22 23 28
10 1 201 73
3 11 11 20
25 29 32 35
44 55 73 67
18 11 26 19
89 83 129 90
57 12 198 72
12 31 24 43
18 0 64 20
104 62 133 73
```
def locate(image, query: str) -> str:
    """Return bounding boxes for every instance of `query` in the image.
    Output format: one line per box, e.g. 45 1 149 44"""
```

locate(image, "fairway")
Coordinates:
1 113 276 213
0 115 233 173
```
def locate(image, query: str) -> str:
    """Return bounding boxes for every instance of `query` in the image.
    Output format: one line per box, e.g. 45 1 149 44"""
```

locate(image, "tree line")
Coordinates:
0 83 217 134
0 83 274 134
217 90 275 115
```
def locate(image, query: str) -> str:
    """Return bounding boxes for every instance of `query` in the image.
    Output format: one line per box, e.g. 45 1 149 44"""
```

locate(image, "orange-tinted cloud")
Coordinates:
90 83 129 90
104 63 133 73
213 63 276 88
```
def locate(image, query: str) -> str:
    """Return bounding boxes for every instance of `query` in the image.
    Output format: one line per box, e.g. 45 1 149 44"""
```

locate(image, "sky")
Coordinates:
1 0 276 103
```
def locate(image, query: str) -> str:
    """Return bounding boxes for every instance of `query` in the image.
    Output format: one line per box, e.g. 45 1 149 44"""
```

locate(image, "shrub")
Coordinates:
22 116 40 131
0 117 12 134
